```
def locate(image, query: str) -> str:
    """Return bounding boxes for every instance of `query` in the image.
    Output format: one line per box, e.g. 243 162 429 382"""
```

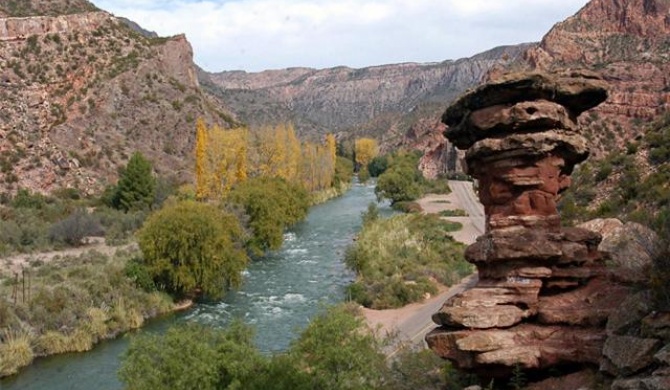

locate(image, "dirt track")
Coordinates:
361 181 484 346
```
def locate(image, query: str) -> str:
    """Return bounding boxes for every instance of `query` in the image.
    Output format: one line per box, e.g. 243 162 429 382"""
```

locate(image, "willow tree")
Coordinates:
137 201 248 298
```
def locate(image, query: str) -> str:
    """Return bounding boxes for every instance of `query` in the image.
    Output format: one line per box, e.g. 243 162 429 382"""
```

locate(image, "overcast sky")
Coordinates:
94 0 590 73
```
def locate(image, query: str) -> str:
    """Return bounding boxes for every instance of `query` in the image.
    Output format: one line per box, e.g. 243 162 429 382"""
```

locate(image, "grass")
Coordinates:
439 209 468 217
0 249 174 377
0 330 33 377
345 213 471 309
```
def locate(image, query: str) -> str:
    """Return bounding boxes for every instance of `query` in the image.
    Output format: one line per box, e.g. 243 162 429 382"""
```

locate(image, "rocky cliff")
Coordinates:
203 44 533 146
501 0 670 157
427 71 670 389
0 3 236 194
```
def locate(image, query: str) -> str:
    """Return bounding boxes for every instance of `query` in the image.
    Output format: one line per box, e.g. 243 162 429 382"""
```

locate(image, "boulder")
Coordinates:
538 278 631 326
607 290 654 336
524 369 598 390
654 344 670 365
426 324 605 371
579 219 659 283
602 335 662 376
612 376 670 390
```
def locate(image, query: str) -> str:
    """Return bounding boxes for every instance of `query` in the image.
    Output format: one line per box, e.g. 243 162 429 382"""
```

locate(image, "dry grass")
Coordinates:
0 330 34 376
0 249 174 377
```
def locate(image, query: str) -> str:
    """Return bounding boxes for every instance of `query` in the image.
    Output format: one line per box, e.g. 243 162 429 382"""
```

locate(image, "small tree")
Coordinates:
119 322 263 390
115 152 156 212
137 201 248 298
227 177 309 255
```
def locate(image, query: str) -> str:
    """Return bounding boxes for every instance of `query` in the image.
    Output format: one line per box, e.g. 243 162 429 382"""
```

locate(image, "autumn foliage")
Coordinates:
195 121 342 199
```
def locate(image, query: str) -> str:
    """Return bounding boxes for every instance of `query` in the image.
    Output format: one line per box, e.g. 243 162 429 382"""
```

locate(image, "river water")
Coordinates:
1 181 390 390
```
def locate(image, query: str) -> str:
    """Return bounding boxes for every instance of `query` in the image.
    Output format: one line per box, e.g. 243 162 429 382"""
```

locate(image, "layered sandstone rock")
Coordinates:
426 72 628 378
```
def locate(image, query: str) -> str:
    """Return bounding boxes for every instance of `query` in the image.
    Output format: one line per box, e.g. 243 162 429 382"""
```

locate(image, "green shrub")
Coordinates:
345 213 470 309
124 258 156 292
119 321 263 390
0 250 174 376
333 156 354 186
137 200 249 298
358 166 371 183
228 177 309 255
439 209 468 217
0 330 34 377
367 155 389 177
392 201 423 213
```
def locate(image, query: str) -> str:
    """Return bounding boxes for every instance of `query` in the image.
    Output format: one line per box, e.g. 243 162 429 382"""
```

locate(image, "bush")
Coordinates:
0 250 174 376
439 209 468 217
124 258 156 292
367 155 389 177
345 213 470 309
392 201 423 213
49 208 104 246
138 201 248 298
228 177 309 255
0 331 34 377
119 321 263 390
333 156 354 187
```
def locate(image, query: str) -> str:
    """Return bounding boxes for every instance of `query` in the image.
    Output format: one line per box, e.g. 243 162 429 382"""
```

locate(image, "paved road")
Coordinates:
449 180 485 235
388 181 485 354
387 274 478 357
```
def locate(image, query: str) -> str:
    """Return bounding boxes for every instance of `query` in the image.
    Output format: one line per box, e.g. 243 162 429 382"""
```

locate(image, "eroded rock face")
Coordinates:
426 72 624 378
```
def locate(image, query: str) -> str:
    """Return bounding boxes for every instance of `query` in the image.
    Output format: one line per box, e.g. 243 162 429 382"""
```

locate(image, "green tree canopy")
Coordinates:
119 321 263 390
137 200 248 298
115 152 156 211
227 177 309 255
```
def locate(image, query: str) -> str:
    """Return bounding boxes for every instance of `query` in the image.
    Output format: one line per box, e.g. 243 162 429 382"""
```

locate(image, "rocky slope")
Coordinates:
203 44 533 146
0 1 236 194
500 0 670 158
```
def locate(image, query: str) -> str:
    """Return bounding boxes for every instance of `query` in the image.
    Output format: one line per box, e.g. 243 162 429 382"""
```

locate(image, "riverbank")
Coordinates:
361 183 482 341
0 247 184 378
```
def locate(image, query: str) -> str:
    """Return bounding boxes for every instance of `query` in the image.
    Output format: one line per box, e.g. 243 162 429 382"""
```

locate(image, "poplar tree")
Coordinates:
195 118 209 200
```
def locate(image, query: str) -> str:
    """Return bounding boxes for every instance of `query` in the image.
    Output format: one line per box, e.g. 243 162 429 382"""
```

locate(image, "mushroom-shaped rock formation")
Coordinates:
426 71 631 378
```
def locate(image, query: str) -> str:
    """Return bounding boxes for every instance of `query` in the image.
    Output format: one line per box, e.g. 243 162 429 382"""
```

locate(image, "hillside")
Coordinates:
0 0 98 17
202 44 533 146
0 1 237 195
501 0 670 157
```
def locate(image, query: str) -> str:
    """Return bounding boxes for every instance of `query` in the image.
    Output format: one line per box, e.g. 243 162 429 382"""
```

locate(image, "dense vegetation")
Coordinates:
372 151 451 210
0 249 173 377
227 177 310 255
345 205 470 309
119 304 471 390
560 111 670 229
559 111 670 309
137 201 249 299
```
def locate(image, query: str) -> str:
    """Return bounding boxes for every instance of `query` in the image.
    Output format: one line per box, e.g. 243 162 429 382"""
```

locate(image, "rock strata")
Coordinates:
426 72 620 378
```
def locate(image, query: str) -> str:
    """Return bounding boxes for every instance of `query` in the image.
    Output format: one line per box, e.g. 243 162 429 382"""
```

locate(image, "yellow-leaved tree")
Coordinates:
194 120 249 200
195 118 210 200
354 138 378 170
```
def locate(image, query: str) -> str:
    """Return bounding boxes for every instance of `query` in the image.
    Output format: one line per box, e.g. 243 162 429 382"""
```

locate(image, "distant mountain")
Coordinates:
201 44 534 146
0 1 237 194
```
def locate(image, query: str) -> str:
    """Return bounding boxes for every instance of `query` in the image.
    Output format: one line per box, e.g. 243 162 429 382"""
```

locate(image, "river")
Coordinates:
1 180 390 390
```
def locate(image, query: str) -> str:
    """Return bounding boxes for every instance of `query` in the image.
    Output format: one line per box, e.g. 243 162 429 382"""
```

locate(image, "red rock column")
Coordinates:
426 71 630 378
